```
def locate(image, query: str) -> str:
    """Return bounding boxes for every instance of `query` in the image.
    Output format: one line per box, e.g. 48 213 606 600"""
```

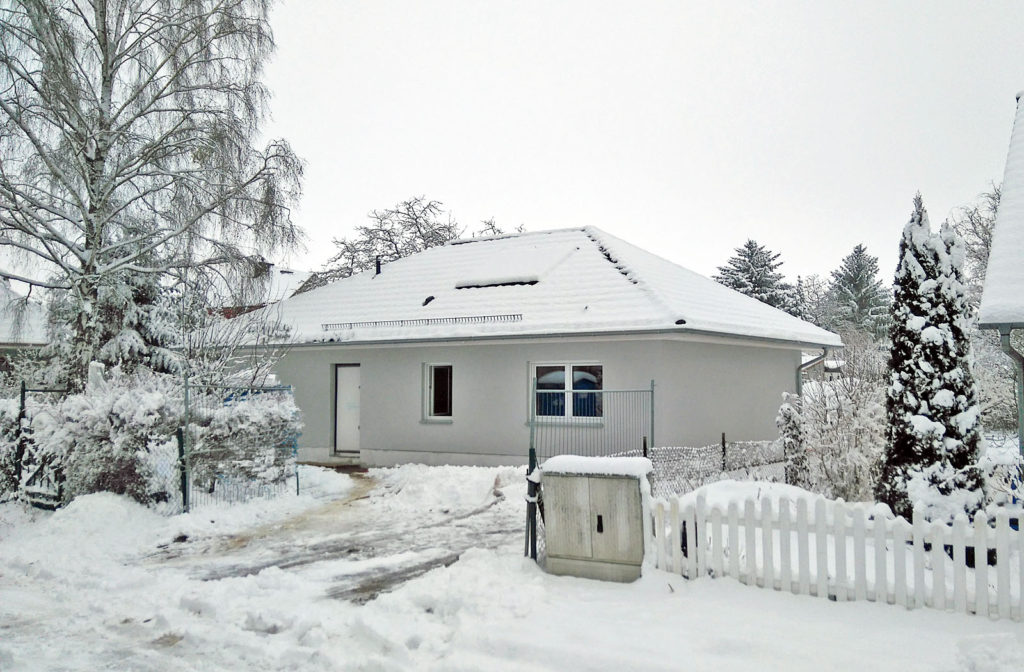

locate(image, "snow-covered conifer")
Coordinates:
713 240 801 316
876 195 986 520
828 245 891 337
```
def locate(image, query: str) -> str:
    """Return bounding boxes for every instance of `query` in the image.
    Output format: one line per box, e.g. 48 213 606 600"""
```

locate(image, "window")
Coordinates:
425 364 453 420
533 364 603 418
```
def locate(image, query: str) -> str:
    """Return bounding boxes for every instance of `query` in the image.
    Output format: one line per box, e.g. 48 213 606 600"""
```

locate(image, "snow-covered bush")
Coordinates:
0 397 20 497
795 332 887 502
30 370 181 503
188 389 301 487
776 392 811 490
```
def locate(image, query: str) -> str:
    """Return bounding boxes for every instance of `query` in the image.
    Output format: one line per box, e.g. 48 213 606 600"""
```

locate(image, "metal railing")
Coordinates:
529 380 655 462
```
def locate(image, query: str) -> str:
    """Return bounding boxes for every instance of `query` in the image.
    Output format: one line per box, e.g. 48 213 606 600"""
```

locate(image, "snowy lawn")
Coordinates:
2 465 1023 671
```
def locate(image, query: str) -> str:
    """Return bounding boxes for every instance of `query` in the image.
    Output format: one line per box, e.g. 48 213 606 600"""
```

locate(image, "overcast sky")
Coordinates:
261 0 1024 283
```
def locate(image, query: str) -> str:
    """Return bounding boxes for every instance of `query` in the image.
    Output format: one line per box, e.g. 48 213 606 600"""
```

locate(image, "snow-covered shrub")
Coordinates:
798 332 887 502
31 370 181 503
188 389 301 487
776 392 811 490
0 397 20 497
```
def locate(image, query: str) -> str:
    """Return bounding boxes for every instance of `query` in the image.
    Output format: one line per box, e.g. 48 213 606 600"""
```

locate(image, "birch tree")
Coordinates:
0 0 303 390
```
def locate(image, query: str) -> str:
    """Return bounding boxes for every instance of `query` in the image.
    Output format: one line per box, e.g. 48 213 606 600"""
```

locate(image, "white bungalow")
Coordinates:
265 227 842 467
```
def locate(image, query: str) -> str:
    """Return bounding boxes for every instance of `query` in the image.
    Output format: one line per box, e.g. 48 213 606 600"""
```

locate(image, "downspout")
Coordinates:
796 348 829 398
998 327 1024 459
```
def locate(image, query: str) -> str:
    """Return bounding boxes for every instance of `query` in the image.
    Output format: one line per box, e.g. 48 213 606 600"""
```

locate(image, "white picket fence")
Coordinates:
650 494 1024 621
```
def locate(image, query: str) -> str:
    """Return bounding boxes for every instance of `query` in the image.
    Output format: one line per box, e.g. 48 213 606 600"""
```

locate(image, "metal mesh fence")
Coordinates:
531 387 654 461
181 382 300 512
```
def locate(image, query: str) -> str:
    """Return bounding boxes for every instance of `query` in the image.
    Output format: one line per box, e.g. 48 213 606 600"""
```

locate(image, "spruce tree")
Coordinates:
876 195 986 520
828 245 891 337
714 240 800 316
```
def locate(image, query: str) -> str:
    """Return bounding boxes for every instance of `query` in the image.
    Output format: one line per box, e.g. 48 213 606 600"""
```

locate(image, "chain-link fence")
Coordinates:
631 440 786 498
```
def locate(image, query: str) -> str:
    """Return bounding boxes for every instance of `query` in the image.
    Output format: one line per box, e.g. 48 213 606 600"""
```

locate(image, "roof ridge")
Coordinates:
581 226 679 323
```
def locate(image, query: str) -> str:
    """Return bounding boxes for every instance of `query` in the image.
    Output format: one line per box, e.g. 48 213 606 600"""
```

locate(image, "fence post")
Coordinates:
526 377 538 560
14 380 26 486
649 379 655 450
176 427 189 513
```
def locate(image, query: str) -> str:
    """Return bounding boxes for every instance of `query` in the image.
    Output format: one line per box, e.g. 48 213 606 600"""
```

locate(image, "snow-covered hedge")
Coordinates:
0 369 303 506
30 371 180 503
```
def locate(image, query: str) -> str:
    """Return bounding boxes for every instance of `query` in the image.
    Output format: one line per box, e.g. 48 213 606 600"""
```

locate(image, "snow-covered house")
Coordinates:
214 263 310 318
0 279 47 374
265 227 842 466
979 92 1024 456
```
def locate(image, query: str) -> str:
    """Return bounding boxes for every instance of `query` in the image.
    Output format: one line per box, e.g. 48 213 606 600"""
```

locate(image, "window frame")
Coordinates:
422 363 454 423
530 361 604 422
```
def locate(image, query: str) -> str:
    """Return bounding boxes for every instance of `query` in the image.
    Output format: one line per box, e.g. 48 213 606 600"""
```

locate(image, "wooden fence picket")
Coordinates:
745 499 757 586
814 498 828 599
930 520 946 611
696 493 707 577
893 518 908 608
974 513 989 618
711 505 724 578
654 500 666 570
671 498 683 576
761 498 775 590
872 511 887 604
913 510 926 609
852 506 867 601
685 502 697 579
727 501 740 580
996 510 1010 620
779 497 792 593
834 501 847 602
796 498 810 596
952 515 967 614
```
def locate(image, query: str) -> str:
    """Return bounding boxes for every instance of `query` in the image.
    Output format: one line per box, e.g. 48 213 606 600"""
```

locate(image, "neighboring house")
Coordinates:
0 279 47 375
979 92 1024 457
262 227 841 467
216 263 311 318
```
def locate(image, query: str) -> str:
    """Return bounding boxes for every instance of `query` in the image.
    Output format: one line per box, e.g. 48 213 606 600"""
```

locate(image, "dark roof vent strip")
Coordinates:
455 280 539 290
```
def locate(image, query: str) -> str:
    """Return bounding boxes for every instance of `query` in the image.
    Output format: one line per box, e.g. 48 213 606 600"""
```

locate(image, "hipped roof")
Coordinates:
265 227 842 349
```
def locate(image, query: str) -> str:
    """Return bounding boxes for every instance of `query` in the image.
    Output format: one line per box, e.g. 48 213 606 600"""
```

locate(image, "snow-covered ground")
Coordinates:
2 465 1023 671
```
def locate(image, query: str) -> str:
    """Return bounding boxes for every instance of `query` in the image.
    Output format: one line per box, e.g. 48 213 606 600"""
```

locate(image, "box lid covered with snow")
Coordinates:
540 456 651 582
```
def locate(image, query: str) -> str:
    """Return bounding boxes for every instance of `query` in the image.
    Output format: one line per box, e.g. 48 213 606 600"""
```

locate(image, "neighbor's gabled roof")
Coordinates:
980 93 1024 330
267 227 842 348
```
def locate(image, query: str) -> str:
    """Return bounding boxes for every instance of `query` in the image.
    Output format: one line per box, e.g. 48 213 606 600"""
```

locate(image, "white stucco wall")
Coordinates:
271 335 801 467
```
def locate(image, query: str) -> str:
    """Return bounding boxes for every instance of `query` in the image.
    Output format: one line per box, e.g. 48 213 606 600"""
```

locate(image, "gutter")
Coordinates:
796 348 829 398
256 325 843 353
997 326 1024 459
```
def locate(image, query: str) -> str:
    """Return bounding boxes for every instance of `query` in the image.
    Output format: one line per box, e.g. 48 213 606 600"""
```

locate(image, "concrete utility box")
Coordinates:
541 456 652 583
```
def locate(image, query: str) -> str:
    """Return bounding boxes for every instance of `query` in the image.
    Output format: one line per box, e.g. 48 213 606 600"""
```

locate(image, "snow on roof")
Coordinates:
980 95 1024 329
0 280 47 346
268 227 841 348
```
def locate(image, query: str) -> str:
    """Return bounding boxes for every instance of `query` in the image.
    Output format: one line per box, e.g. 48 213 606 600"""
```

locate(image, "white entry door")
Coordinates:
335 365 361 454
